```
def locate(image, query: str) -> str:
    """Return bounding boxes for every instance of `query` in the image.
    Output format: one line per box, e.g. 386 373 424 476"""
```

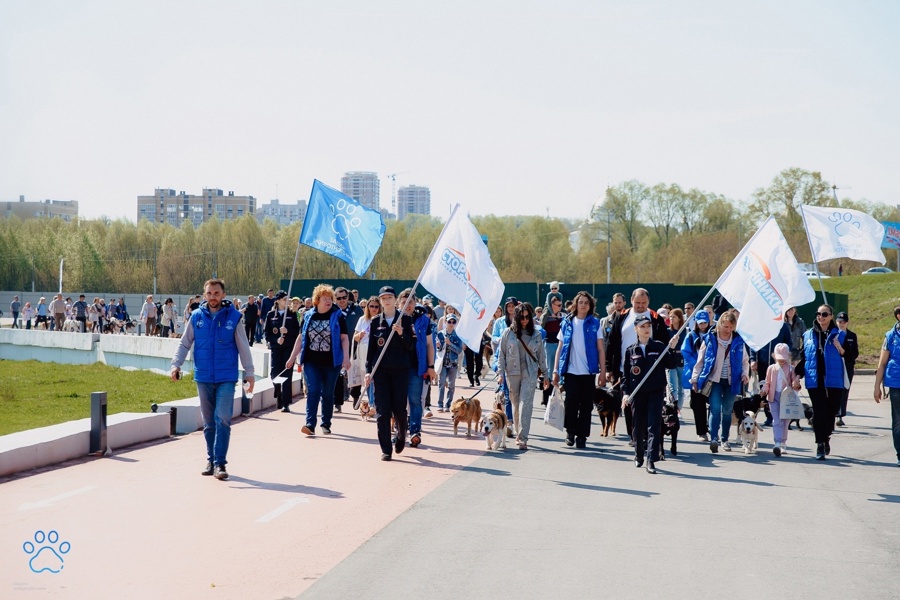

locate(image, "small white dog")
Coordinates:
738 411 760 454
62 318 81 333
481 409 508 451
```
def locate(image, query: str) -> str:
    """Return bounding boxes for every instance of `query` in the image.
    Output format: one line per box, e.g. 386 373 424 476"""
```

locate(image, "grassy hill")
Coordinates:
821 271 900 368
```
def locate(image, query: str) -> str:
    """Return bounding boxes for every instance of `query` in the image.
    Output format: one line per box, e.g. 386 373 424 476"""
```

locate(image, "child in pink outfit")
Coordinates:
760 343 802 457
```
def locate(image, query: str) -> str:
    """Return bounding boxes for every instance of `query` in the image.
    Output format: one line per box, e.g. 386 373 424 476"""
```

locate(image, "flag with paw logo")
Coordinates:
299 179 386 276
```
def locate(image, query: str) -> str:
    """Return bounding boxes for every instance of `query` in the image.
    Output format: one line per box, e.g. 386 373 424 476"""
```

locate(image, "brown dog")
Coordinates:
481 409 508 450
359 400 376 421
450 397 482 436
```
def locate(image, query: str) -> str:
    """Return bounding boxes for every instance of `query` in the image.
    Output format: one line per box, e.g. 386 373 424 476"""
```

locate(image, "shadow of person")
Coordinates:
227 476 344 498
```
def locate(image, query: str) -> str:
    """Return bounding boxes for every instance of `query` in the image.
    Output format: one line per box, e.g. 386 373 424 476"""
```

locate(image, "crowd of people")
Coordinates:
157 279 900 481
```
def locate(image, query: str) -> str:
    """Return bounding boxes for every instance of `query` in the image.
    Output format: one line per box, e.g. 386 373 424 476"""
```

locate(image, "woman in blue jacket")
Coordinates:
682 309 711 441
803 304 846 461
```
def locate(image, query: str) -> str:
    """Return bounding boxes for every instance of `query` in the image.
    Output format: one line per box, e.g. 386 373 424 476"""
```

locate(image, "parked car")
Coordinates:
862 267 894 275
802 271 831 279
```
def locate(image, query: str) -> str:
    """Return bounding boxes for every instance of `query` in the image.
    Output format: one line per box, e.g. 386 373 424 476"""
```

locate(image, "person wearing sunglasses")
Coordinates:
351 296 381 409
802 304 846 460
498 302 548 450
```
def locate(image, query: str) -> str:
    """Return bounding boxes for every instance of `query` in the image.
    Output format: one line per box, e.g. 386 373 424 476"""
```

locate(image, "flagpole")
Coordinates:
367 203 462 380
799 206 829 306
624 217 773 401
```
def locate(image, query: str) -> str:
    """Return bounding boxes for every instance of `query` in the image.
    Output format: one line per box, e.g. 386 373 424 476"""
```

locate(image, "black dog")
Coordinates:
593 386 622 437
659 401 680 460
788 403 814 431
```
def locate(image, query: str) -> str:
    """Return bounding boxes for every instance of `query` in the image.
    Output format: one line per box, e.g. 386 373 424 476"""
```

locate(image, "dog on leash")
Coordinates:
359 400 376 421
659 401 680 460
481 407 508 450
732 395 764 430
450 397 482 436
738 411 761 454
594 386 621 437
788 403 814 431
62 318 81 333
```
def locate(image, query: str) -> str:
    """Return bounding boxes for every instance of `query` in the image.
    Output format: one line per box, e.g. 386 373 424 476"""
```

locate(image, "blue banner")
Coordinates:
299 180 386 276
882 221 900 249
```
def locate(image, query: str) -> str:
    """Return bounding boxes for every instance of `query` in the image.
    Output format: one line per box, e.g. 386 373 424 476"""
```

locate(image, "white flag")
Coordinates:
800 204 886 264
715 217 816 351
419 205 505 349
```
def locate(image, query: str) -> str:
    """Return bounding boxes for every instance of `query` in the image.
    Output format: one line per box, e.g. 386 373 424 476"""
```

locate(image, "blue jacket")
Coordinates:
681 330 704 388
557 314 601 376
299 306 345 368
190 300 243 383
411 308 431 376
696 332 746 396
882 324 900 388
803 326 846 389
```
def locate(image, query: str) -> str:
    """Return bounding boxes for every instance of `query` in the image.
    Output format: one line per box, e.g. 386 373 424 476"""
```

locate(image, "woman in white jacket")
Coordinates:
498 302 548 450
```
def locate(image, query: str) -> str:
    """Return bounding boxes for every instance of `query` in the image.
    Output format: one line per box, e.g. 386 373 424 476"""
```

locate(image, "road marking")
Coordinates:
255 497 310 523
19 485 97 511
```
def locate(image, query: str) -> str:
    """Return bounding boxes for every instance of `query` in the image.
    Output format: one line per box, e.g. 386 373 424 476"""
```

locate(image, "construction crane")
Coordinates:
386 171 409 209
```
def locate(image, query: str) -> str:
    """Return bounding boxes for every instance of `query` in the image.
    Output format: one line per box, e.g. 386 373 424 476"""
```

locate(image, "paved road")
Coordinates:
1 374 898 599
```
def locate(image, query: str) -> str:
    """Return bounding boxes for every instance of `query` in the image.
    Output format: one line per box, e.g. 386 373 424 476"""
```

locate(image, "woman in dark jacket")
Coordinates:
265 291 301 412
834 311 858 427
803 304 847 460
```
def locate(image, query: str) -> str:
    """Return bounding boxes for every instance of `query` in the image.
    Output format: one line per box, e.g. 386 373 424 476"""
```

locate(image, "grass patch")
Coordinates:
822 272 900 368
0 360 197 436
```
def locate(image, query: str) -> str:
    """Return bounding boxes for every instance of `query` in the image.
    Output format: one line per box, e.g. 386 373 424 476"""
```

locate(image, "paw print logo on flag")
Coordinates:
330 198 362 241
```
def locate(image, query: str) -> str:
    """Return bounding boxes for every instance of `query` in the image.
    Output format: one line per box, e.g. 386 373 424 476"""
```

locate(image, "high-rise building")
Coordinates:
2 196 78 221
256 199 307 226
397 185 431 220
137 188 255 226
340 172 380 211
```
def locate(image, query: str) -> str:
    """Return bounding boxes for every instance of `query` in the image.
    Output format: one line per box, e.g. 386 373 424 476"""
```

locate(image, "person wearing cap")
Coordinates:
760 343 802 457
874 305 900 466
691 309 749 453
396 288 437 448
682 308 712 441
266 291 301 412
802 303 846 461
834 311 858 427
436 313 463 412
622 313 680 473
287 284 350 435
552 291 606 449
364 286 415 460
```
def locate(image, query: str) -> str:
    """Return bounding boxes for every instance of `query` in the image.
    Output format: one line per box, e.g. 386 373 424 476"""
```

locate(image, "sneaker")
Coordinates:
896 459 900 467
517 442 528 450
710 439 719 453
281 407 290 413
773 446 782 457
410 433 421 448
816 444 826 460
474 377 480 386
424 410 433 419
646 462 657 474
824 440 830 455
634 458 644 468
697 435 707 442
394 435 405 454
565 436 575 447
381 453 391 461
836 416 845 427
213 465 228 480
763 419 773 427
575 438 586 449
780 444 788 454
722 440 732 452
301 425 314 436
322 426 331 435
201 461 214 476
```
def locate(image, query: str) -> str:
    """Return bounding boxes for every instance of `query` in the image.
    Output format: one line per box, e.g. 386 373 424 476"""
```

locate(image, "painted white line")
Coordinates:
19 485 97 511
255 497 310 523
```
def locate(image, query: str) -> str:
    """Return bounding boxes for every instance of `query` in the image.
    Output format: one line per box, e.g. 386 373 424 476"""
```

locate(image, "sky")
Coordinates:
1 0 898 222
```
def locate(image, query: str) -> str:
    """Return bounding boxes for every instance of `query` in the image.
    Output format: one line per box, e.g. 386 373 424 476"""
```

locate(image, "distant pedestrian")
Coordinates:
49 294 66 331
10 296 21 328
22 301 35 329
73 295 88 333
242 294 259 347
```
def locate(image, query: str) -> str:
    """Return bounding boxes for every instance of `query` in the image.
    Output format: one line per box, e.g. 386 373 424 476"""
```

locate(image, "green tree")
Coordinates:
750 168 832 230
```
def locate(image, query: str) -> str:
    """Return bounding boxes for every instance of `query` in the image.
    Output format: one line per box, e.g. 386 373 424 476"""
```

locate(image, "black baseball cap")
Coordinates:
836 311 849 321
274 290 288 300
378 286 396 297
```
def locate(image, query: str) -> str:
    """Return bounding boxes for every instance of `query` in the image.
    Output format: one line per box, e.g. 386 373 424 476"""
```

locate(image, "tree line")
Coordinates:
1 168 895 295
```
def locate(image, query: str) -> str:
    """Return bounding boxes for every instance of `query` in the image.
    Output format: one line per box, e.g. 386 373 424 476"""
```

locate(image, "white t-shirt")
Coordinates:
567 317 604 375
355 317 372 341
620 310 651 371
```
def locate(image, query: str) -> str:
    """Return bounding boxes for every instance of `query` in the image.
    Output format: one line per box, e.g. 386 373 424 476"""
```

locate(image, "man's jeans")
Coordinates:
197 381 236 466
407 368 424 434
890 388 900 461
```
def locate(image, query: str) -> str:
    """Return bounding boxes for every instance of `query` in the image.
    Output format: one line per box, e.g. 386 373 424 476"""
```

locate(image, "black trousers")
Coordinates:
563 373 594 441
464 347 483 384
632 392 664 462
374 368 409 456
839 371 854 417
270 346 294 409
808 386 842 444
334 371 347 407
690 390 709 436
244 321 255 346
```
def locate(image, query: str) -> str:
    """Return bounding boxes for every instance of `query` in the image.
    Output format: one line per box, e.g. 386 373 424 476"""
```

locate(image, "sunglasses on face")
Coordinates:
816 311 832 317
335 296 348 301
519 314 532 320
370 304 381 310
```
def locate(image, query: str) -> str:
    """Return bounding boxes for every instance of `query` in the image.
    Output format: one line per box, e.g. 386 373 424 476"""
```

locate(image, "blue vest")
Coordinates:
190 301 243 384
696 332 744 396
300 307 344 368
412 310 431 376
883 325 900 388
803 327 846 389
557 315 601 375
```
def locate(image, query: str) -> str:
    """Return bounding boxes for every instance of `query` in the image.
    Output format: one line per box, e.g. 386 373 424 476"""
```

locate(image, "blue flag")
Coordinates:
299 179 386 276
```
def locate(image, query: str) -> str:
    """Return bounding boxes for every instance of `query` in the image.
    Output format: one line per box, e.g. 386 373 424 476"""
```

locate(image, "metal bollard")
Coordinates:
90 391 108 455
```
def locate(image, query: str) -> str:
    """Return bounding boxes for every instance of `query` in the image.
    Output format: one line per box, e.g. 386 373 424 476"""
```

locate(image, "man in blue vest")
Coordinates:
171 279 255 480
874 304 900 467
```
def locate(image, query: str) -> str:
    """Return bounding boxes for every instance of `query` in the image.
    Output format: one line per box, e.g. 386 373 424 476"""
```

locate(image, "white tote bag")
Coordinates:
779 386 804 420
543 387 565 431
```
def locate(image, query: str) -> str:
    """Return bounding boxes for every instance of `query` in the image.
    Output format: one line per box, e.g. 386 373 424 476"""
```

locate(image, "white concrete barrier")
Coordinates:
107 412 171 449
0 329 99 364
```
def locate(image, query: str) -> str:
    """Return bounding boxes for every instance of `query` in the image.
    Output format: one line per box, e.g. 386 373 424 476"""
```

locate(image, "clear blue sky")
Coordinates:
1 0 898 221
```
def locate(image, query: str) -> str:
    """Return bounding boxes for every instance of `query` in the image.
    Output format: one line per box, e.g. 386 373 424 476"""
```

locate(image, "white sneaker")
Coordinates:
698 435 707 442
424 410 433 419
780 444 788 454
722 440 732 452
